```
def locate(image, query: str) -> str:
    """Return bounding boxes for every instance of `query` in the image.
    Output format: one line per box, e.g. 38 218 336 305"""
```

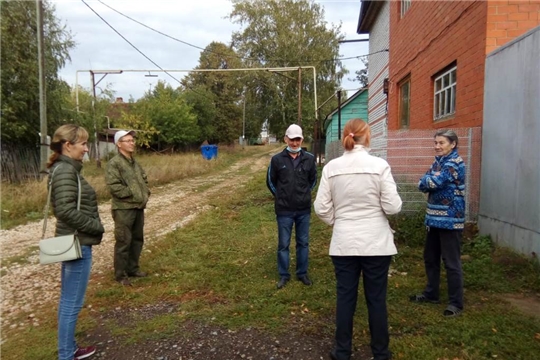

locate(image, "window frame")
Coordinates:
398 76 411 128
401 0 412 18
433 65 457 121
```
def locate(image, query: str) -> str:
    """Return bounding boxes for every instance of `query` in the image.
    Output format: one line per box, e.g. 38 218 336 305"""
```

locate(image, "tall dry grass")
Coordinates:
84 152 221 203
1 146 268 229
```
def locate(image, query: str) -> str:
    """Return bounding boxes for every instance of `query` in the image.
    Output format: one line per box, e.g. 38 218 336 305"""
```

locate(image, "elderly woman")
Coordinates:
410 129 465 318
314 119 402 360
47 124 104 360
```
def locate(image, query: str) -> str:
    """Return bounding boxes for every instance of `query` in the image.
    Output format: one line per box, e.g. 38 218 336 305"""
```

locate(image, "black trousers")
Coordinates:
331 255 392 360
423 227 464 309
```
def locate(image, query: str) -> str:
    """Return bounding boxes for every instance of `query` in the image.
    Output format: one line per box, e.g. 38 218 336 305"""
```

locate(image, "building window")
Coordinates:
433 65 457 120
399 77 411 128
401 0 412 17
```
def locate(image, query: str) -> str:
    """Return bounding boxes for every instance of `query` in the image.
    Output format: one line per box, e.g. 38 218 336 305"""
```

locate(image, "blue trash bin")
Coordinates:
209 145 218 159
201 145 218 160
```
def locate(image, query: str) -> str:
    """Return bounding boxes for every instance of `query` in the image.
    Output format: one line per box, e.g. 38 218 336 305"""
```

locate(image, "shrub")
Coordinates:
389 210 426 247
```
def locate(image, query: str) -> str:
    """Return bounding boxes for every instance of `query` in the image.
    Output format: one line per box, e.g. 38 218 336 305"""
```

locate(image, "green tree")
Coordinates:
67 85 116 142
182 85 217 143
183 42 244 144
229 0 346 140
117 112 158 149
137 81 199 150
352 58 368 88
1 0 75 145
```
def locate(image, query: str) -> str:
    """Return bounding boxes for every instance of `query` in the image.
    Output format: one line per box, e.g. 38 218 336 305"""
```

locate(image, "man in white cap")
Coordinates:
106 130 150 286
266 124 318 289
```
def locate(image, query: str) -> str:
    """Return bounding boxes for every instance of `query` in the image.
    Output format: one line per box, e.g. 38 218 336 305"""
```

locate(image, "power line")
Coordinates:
81 0 180 84
81 0 215 102
95 0 372 65
82 0 378 103
97 0 208 52
337 49 389 61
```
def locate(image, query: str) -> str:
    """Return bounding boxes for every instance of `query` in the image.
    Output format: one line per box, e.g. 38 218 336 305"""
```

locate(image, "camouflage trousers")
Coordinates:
112 209 145 280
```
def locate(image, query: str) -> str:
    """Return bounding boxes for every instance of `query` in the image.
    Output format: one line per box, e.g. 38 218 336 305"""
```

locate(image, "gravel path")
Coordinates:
0 150 273 337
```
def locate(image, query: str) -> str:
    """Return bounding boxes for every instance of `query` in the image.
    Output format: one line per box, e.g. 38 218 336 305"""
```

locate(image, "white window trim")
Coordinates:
401 0 412 18
433 66 457 121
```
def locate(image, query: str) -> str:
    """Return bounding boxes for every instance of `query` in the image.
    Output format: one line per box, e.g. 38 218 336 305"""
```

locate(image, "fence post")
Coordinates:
465 128 472 222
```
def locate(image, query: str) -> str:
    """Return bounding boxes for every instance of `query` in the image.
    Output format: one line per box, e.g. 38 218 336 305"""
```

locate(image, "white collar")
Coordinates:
349 144 371 153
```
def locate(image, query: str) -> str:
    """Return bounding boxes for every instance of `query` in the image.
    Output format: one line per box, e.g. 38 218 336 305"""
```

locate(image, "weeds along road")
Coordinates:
0 147 276 335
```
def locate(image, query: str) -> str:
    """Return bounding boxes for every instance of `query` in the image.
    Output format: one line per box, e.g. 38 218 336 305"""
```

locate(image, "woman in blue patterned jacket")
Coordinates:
410 129 465 317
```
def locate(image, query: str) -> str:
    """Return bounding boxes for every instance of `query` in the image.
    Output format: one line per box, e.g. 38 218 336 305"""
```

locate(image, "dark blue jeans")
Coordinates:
331 256 392 360
58 245 92 360
276 213 310 279
423 227 464 309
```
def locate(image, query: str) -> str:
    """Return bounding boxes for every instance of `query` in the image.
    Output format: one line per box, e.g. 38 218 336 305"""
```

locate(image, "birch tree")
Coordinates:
229 0 346 139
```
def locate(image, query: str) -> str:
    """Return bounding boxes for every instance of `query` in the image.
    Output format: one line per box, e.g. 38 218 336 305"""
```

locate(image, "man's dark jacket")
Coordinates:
266 149 317 216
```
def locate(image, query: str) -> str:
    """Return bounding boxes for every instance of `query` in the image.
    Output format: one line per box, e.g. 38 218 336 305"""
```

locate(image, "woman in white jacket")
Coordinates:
314 119 402 360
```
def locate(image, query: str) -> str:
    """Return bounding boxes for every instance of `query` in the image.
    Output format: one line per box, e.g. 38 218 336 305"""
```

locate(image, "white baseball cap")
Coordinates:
285 124 303 139
114 130 136 145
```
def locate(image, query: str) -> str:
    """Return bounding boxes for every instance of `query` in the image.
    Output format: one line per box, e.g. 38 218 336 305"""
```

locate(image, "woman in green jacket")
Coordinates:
47 124 104 360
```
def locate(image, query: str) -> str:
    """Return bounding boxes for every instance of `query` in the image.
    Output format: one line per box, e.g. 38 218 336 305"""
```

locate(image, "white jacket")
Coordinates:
314 145 402 256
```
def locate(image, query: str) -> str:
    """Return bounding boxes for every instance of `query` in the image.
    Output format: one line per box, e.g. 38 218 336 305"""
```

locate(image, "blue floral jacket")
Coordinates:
418 149 466 230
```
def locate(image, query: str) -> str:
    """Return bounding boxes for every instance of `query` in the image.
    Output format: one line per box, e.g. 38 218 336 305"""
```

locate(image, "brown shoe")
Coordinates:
128 271 148 278
117 278 132 286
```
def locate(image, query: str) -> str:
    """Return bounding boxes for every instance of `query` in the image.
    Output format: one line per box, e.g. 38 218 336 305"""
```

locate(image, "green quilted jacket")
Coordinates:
105 153 150 210
49 155 104 245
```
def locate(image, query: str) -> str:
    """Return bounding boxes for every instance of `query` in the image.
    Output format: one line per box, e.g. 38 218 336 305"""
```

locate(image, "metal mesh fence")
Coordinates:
325 127 482 221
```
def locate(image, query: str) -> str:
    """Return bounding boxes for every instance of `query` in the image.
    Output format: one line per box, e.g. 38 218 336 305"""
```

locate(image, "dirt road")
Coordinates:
0 148 274 334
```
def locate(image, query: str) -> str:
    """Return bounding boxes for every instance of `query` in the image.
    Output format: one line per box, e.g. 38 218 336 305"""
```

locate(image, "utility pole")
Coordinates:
104 116 110 160
242 86 246 147
313 108 319 165
87 70 122 168
337 89 342 140
36 0 48 177
90 71 101 168
317 109 322 165
297 68 302 125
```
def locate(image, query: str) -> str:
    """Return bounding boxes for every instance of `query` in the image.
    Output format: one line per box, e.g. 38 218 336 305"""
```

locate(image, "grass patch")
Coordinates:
2 157 540 359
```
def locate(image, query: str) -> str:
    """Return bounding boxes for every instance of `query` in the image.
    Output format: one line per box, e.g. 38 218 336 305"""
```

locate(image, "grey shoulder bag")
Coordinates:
39 165 83 265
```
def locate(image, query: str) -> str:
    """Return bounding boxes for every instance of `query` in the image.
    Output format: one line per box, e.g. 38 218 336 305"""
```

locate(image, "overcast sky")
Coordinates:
53 0 369 101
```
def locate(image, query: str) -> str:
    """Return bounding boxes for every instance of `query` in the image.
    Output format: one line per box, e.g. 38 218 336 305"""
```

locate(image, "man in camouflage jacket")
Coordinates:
106 130 150 286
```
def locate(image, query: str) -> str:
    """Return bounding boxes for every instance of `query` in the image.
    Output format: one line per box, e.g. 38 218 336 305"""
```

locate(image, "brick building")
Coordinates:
356 0 539 219
387 0 540 130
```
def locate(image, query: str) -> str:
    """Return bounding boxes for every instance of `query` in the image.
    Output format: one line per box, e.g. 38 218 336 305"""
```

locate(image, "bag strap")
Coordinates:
41 165 82 239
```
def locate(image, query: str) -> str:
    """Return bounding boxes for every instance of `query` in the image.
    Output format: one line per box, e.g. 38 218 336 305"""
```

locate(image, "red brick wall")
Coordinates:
486 0 540 53
388 1 487 130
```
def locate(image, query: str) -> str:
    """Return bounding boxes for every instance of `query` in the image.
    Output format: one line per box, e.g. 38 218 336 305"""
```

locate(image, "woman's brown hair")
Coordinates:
342 118 371 151
46 124 89 168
